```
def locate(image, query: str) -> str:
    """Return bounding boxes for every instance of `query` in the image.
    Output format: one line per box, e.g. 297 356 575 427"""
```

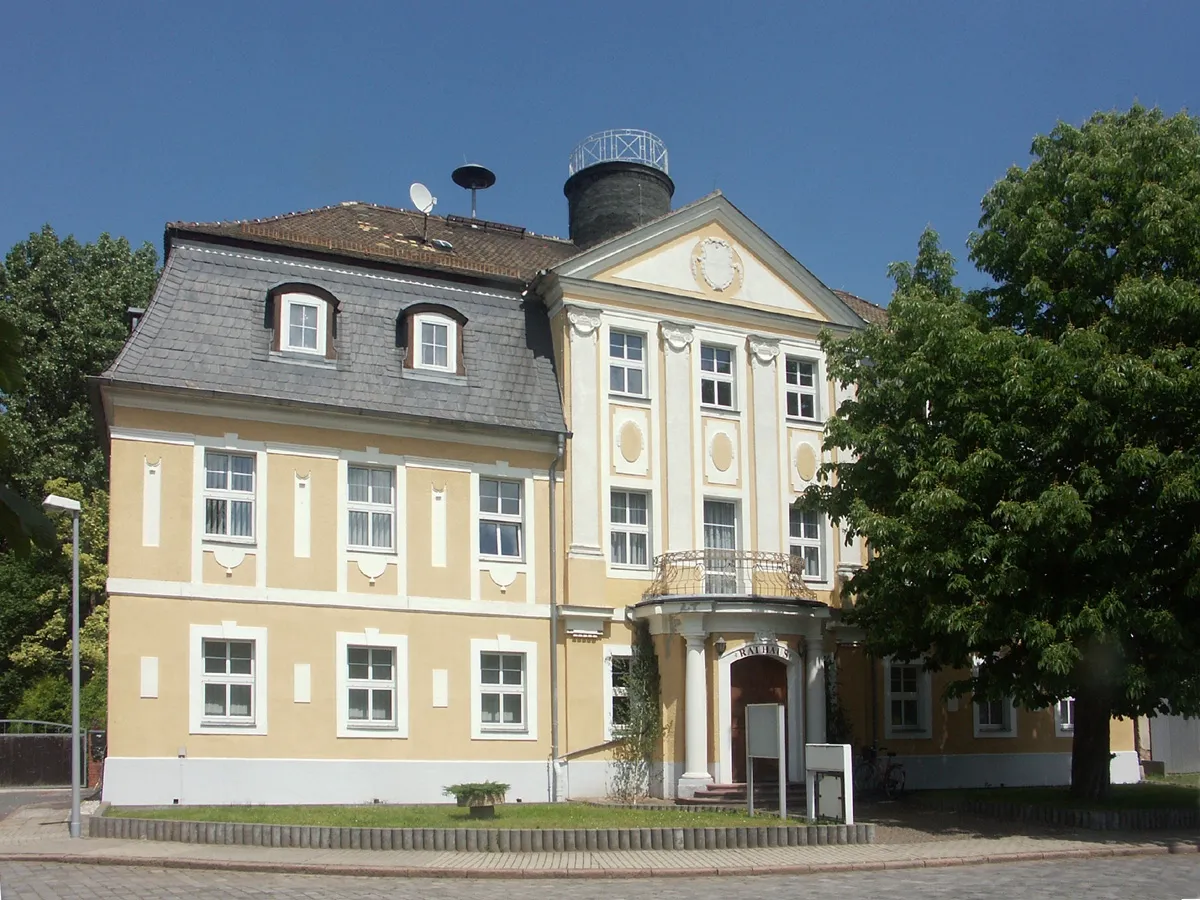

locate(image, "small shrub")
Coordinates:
442 782 509 807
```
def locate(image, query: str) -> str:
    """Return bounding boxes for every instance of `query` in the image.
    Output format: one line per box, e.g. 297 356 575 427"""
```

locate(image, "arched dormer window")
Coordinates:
397 303 468 375
266 283 340 360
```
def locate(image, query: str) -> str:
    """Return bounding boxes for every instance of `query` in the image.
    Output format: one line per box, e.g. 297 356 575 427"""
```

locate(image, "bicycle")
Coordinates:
853 745 906 799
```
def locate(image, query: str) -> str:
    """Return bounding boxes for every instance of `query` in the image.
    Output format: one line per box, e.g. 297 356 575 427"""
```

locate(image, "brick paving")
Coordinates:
1 856 1198 899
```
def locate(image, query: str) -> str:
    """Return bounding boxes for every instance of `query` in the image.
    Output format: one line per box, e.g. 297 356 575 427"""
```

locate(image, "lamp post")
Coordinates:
43 493 82 839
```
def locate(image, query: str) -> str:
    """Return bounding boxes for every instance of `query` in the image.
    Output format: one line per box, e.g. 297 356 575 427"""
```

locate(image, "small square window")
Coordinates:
609 331 646 397
700 344 735 409
785 358 819 421
200 638 256 725
479 478 522 559
412 314 458 372
479 652 525 729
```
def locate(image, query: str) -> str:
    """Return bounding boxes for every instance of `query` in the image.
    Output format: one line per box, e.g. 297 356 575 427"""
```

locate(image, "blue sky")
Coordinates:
2 2 1195 304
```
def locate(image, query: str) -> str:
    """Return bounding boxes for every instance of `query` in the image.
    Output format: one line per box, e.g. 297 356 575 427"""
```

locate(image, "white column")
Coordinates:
805 631 827 746
661 322 694 552
748 336 782 552
678 633 713 796
567 306 604 559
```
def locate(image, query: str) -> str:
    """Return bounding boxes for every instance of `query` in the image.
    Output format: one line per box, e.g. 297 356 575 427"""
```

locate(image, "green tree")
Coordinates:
0 227 156 723
813 105 1200 802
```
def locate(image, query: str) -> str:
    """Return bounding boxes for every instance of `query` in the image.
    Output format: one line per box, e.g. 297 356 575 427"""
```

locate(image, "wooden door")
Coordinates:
730 655 788 783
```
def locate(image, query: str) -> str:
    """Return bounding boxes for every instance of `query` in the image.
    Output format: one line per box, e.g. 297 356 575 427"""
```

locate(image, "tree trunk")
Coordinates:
1069 683 1112 801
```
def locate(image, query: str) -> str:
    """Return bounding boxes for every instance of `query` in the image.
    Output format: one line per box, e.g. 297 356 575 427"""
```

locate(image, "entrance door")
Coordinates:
730 655 788 783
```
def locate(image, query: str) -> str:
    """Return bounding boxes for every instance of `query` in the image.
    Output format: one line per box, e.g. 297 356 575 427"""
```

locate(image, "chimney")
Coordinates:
564 130 674 251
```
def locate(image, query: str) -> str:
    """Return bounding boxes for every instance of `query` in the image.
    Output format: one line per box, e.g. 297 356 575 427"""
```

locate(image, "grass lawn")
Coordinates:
921 772 1199 811
106 802 772 829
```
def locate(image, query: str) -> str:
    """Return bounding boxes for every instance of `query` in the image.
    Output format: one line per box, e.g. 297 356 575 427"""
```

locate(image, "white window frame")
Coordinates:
189 623 268 735
789 504 826 581
1054 697 1075 737
202 450 256 544
608 329 647 398
346 465 396 552
336 631 409 738
785 356 821 422
281 292 328 355
699 343 736 410
470 637 538 741
609 489 651 569
883 657 932 740
973 695 1018 738
413 312 458 372
478 477 523 561
603 644 633 741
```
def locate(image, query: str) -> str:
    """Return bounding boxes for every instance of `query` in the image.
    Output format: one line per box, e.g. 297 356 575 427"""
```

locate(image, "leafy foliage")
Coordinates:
810 106 1200 801
608 621 664 802
442 782 510 807
0 226 156 724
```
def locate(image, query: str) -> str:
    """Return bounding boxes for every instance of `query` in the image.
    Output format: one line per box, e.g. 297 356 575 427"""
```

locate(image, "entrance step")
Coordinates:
678 782 806 810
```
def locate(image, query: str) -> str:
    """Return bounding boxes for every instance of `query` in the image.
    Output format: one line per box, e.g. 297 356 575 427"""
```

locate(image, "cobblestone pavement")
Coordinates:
0 856 1197 899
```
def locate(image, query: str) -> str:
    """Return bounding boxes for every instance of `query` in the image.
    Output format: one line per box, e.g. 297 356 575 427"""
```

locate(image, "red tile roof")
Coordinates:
168 202 580 282
833 289 888 325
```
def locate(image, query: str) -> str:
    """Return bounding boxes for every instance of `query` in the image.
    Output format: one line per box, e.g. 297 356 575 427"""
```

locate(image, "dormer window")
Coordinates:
267 283 340 360
398 303 468 376
416 314 455 371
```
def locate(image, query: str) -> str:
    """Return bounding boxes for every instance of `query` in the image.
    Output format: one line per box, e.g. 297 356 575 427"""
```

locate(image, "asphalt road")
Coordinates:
0 857 1197 899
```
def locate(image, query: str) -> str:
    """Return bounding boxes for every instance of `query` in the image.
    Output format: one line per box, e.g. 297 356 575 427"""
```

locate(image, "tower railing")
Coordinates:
568 129 669 176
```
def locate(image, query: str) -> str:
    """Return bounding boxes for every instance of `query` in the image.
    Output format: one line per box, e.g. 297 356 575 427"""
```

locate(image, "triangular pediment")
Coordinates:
553 194 864 327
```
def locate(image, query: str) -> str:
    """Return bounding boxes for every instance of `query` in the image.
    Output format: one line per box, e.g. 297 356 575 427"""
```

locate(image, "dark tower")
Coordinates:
563 130 674 251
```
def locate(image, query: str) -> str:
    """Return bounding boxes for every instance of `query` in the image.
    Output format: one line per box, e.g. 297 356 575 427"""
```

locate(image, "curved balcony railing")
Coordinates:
643 551 816 602
568 129 670 176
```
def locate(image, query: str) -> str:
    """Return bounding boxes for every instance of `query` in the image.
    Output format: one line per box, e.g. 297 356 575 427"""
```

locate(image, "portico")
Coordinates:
630 588 830 798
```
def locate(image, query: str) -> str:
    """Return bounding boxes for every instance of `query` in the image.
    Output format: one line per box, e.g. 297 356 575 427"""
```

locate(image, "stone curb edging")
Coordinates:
0 844 1185 880
939 799 1199 831
89 816 874 852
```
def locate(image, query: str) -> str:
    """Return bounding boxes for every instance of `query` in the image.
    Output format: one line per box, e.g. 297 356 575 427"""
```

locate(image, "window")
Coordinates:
289 301 319 350
785 358 819 421
412 312 458 373
346 646 395 728
279 292 329 355
336 632 409 738
604 647 633 741
974 695 1017 737
884 658 931 739
189 622 268 735
703 499 738 594
609 331 646 396
204 451 255 540
479 652 525 732
789 504 825 580
610 490 650 567
201 639 255 725
347 466 394 551
479 478 522 559
700 344 735 409
470 638 538 740
1055 697 1075 736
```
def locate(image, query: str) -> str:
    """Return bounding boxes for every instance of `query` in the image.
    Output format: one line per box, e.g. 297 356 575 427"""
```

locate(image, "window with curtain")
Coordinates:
702 499 737 594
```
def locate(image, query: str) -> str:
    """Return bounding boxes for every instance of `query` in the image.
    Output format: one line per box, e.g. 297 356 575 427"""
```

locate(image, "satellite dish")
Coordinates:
409 182 436 214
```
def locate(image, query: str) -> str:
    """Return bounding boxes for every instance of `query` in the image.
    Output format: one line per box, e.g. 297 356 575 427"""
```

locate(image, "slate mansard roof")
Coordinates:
101 240 568 437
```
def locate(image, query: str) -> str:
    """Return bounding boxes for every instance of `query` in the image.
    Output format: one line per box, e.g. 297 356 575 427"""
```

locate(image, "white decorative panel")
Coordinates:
293 663 311 703
703 418 739 486
661 322 694 551
789 429 823 493
294 472 311 558
432 669 449 707
611 406 650 476
431 486 447 567
142 458 161 547
139 656 159 698
566 306 603 558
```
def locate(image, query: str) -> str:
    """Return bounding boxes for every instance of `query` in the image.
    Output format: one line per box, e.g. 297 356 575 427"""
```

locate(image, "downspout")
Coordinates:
548 433 565 801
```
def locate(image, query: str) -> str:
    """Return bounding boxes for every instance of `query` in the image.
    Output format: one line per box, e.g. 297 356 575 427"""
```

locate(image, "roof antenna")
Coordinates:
452 164 496 219
409 182 436 242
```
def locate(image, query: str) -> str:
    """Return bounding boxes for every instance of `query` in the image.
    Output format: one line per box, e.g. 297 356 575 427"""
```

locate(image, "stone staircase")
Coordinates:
677 781 806 811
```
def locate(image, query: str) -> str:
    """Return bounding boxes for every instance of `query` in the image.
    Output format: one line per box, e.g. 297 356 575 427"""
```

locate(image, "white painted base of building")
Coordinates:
892 750 1142 790
102 758 614 807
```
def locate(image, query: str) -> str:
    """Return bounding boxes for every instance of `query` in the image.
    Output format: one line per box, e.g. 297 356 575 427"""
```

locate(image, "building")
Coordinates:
96 130 1140 805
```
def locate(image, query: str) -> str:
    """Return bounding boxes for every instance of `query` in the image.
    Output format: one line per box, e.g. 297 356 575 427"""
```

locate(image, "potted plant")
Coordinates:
443 782 510 819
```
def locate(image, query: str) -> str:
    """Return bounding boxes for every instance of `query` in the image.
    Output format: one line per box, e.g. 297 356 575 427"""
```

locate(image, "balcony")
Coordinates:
643 551 816 603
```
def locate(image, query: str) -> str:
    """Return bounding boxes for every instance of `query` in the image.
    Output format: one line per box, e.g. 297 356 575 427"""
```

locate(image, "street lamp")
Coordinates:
43 493 82 839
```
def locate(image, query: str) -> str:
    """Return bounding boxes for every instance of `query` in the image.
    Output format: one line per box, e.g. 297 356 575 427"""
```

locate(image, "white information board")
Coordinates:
745 703 786 819
804 742 854 825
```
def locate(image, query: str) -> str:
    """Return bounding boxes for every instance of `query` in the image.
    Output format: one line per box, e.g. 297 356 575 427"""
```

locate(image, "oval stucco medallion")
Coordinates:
711 432 735 472
618 421 644 464
795 443 818 482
